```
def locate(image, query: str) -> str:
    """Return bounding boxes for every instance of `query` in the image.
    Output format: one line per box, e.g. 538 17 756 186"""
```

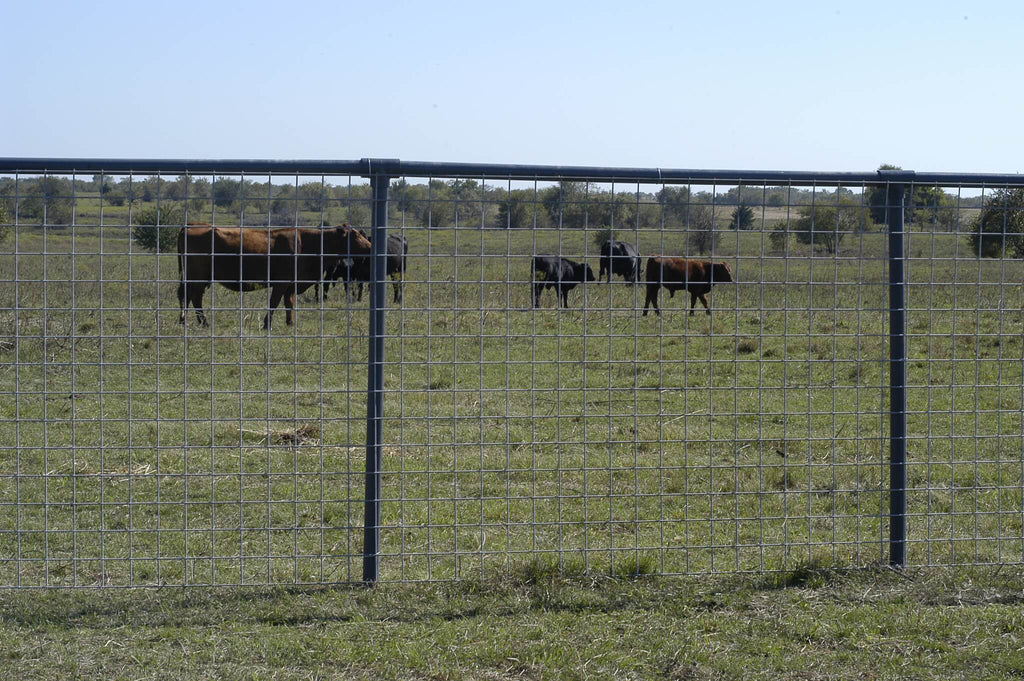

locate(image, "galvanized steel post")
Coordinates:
363 161 394 583
883 171 912 567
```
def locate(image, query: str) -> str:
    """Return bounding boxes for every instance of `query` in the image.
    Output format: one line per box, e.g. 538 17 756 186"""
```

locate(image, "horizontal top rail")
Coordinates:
1 157 1023 188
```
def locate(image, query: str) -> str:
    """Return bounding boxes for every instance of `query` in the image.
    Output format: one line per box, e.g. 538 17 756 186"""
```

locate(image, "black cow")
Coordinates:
598 240 640 283
322 232 408 304
532 256 596 308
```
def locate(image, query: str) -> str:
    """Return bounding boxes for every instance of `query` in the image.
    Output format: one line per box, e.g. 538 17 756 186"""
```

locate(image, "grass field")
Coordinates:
1 566 1022 679
2 205 1023 587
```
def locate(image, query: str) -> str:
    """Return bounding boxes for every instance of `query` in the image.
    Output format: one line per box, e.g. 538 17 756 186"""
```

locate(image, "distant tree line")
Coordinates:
2 169 1022 258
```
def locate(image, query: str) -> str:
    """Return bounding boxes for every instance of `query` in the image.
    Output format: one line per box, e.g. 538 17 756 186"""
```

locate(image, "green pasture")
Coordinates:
1 219 1023 587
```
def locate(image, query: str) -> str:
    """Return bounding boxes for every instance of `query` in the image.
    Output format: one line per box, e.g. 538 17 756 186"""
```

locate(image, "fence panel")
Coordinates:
0 168 371 586
903 181 1024 566
0 159 1022 586
375 174 895 580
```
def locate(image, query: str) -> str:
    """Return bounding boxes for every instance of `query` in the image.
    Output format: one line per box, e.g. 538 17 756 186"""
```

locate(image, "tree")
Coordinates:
496 189 534 229
390 178 424 215
188 177 211 215
450 179 484 227
212 177 241 209
657 186 691 228
866 163 958 230
17 176 73 225
418 180 455 227
792 197 869 254
910 186 957 232
131 204 184 253
967 188 1024 258
765 188 788 207
542 181 588 228
768 223 788 252
299 182 328 212
866 164 903 224
685 204 720 255
729 204 755 230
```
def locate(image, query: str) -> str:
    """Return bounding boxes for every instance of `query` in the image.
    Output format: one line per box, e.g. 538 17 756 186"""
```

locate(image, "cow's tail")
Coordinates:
176 228 187 322
176 229 185 280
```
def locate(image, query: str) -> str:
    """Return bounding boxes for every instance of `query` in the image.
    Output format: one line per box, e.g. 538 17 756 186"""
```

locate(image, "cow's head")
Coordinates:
712 261 734 284
330 225 372 256
583 263 597 283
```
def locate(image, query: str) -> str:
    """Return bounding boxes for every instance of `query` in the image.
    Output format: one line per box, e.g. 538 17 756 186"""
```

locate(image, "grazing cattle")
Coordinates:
642 256 733 316
177 225 371 329
598 239 640 283
532 256 596 308
321 232 408 304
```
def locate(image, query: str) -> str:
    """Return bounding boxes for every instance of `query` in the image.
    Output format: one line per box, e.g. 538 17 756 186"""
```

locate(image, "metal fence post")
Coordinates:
883 171 912 567
363 162 393 583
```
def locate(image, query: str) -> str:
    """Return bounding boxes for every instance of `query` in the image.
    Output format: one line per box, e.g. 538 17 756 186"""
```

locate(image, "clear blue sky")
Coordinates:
3 0 1022 174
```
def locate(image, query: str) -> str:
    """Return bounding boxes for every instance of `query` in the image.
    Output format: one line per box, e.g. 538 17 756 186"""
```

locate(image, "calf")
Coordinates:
598 239 640 283
642 256 733 316
322 232 408 304
532 256 596 308
177 225 371 329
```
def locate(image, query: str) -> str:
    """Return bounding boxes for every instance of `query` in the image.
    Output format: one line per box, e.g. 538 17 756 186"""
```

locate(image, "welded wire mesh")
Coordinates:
0 171 371 587
0 164 1022 587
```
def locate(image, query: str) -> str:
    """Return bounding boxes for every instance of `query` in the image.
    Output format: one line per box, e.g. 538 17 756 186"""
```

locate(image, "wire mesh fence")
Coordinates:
0 160 1022 586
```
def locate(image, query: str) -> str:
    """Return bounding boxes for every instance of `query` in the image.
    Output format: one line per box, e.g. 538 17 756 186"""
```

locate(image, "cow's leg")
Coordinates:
642 284 659 316
392 275 403 304
533 282 544 308
265 285 286 330
177 280 187 324
194 292 209 326
183 283 209 326
699 293 711 315
357 282 364 302
285 287 296 325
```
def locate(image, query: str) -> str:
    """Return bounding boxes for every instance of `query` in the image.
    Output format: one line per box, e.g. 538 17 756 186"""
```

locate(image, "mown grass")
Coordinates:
1 566 1023 679
1 219 1023 587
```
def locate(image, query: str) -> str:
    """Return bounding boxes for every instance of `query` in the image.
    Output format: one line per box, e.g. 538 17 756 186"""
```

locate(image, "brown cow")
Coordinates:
642 256 733 316
177 225 371 329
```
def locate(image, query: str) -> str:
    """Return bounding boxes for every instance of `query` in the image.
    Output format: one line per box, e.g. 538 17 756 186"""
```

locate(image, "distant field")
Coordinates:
1 217 1022 586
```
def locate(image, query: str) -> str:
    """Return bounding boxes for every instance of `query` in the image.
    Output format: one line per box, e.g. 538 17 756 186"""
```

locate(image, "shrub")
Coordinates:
0 203 9 245
593 227 615 249
729 204 756 230
791 197 870 255
967 188 1024 258
497 190 534 229
132 205 184 253
768 223 788 252
685 204 719 255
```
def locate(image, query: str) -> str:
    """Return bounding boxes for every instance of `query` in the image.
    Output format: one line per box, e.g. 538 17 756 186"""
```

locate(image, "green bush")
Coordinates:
729 204 756 230
768 223 788 252
593 227 615 249
791 197 870 255
131 205 184 253
0 203 10 244
967 188 1024 258
497 190 535 229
